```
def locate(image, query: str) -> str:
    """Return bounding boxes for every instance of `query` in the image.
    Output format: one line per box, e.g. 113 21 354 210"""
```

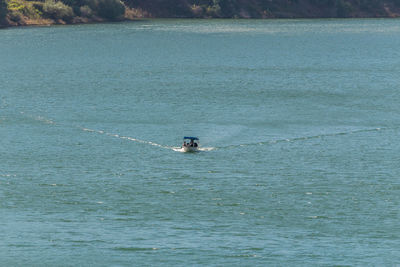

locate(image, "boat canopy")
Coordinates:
183 136 199 141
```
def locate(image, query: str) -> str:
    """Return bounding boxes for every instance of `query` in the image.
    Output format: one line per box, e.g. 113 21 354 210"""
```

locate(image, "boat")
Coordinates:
181 137 199 152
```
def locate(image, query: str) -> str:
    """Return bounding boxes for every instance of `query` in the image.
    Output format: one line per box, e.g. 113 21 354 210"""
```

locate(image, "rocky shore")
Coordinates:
1 0 400 28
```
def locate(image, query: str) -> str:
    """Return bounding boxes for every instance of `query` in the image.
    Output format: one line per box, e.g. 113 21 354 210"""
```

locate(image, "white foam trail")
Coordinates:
79 127 172 150
171 146 216 152
82 128 95 132
216 127 389 150
172 147 185 152
79 127 218 152
198 147 216 151
18 112 389 153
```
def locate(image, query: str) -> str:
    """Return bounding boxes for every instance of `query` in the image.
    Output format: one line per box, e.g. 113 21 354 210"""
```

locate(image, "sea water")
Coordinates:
1 19 399 265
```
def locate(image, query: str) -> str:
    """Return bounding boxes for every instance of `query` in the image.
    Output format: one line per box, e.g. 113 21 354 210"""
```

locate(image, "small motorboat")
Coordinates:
181 137 199 152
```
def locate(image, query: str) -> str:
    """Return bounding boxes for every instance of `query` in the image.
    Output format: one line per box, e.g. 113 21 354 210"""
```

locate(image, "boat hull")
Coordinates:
182 146 199 152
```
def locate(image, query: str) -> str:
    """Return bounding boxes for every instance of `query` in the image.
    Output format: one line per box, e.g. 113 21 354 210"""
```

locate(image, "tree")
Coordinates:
86 0 125 20
0 0 8 23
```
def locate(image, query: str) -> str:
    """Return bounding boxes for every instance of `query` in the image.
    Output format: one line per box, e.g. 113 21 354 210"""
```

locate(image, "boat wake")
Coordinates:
214 127 387 150
71 125 391 153
80 127 172 150
79 127 218 152
171 146 216 152
18 112 389 153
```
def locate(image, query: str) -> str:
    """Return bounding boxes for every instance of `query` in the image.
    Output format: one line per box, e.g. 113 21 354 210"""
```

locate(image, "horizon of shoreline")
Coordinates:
2 15 400 30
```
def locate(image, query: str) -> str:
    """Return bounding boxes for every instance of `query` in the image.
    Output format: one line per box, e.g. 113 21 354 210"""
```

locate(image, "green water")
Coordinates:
1 19 400 265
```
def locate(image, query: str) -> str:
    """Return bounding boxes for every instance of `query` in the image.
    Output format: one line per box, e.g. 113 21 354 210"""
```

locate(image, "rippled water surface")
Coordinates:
1 19 400 265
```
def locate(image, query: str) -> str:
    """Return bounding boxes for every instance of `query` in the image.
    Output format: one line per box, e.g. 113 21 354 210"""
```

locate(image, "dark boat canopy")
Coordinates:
183 136 199 141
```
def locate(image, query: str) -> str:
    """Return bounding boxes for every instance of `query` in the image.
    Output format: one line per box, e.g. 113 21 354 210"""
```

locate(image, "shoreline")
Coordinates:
2 0 400 29
1 17 138 29
2 15 400 29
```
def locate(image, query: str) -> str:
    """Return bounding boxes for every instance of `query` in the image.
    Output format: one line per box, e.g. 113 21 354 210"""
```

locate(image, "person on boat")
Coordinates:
190 140 194 147
194 142 198 147
183 141 187 147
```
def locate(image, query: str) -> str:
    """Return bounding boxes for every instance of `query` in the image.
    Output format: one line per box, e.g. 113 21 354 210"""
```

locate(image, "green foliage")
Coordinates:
221 0 248 17
79 4 93 17
359 0 381 10
1 0 7 22
43 0 74 20
336 0 353 17
205 0 221 16
4 0 400 26
7 0 43 19
309 0 335 6
58 0 84 16
86 0 125 19
61 0 84 8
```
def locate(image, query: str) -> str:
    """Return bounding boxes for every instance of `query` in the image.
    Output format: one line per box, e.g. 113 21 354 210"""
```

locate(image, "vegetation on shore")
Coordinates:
1 0 400 27
0 0 131 27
